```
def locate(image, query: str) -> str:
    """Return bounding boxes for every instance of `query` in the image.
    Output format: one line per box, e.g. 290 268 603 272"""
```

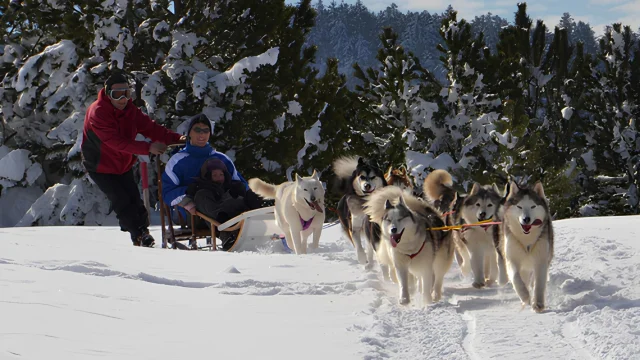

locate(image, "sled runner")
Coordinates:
155 145 285 252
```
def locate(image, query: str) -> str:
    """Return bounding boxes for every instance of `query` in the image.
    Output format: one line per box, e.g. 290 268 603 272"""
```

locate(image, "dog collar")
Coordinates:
409 241 426 259
300 215 314 231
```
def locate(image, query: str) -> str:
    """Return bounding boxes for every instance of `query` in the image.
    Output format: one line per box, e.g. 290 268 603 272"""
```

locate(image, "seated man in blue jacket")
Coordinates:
161 114 255 229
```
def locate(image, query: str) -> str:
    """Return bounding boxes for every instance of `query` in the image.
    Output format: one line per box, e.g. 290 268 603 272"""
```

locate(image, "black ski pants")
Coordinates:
89 169 149 240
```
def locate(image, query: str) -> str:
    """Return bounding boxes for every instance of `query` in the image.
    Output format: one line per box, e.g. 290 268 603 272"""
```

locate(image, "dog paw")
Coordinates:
432 291 441 302
498 275 509 286
532 302 545 313
357 252 368 265
399 297 410 305
472 281 485 289
485 279 496 287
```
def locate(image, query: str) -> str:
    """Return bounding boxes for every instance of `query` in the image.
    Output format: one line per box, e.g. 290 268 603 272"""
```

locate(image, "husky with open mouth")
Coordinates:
364 186 454 306
249 171 325 255
333 156 387 265
501 181 554 313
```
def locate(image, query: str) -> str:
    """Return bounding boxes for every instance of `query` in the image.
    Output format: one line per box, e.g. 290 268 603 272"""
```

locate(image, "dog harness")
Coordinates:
300 215 314 231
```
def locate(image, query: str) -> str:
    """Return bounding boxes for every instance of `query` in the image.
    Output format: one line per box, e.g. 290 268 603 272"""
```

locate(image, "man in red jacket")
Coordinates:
81 72 185 247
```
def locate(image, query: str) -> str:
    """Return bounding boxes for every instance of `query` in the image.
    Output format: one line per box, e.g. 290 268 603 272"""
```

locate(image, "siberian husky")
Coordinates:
385 165 414 195
333 156 387 265
248 171 325 255
422 169 472 278
364 186 454 305
501 181 554 313
457 182 509 288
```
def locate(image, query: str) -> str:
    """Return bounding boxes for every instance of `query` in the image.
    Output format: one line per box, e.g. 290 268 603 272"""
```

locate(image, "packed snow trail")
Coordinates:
345 216 640 359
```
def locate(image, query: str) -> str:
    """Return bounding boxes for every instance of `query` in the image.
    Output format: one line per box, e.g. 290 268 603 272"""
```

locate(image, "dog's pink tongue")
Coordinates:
390 233 401 248
312 201 323 212
521 224 532 233
532 219 543 226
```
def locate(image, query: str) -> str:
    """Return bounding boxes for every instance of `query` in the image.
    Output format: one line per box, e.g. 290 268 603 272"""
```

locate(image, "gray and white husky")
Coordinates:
457 182 509 288
365 186 454 306
501 181 554 313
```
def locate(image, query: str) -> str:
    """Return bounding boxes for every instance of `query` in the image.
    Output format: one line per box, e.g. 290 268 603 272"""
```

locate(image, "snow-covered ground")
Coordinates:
1 216 639 359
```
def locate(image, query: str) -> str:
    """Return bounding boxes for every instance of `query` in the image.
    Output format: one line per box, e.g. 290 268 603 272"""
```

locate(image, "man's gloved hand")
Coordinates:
229 181 246 199
186 181 199 198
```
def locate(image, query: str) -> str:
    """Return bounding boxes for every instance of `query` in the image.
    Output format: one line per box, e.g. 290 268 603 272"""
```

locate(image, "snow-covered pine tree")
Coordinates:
434 9 501 189
204 0 332 184
0 0 114 225
574 21 599 55
0 0 321 226
582 23 640 215
488 4 581 215
352 26 442 167
470 12 508 54
537 25 604 217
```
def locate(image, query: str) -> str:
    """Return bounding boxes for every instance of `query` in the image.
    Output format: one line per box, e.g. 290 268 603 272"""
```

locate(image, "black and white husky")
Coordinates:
333 156 387 265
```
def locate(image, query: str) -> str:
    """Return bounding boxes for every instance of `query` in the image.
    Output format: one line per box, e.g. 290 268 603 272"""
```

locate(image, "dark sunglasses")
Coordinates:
192 127 210 134
108 88 132 100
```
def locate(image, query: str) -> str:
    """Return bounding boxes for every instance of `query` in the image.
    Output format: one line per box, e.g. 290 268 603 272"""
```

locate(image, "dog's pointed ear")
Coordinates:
357 157 365 166
311 169 319 180
295 173 300 183
385 199 394 209
492 183 503 196
469 182 481 195
533 181 546 199
385 166 393 179
507 181 518 197
397 195 408 208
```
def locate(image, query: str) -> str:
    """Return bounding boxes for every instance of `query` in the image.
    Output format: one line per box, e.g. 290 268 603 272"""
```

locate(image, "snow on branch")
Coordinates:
211 47 279 94
0 149 43 191
16 176 114 226
13 40 78 109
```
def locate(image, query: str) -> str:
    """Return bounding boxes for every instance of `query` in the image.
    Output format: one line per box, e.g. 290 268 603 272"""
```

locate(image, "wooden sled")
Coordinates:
156 145 284 252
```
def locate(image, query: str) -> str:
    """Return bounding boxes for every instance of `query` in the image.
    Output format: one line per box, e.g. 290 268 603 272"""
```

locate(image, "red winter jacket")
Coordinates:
81 88 182 174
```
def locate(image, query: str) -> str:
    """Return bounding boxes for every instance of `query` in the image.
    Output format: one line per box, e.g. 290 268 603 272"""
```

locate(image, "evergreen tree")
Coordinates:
352 27 442 166
0 0 329 225
436 10 501 187
584 23 640 214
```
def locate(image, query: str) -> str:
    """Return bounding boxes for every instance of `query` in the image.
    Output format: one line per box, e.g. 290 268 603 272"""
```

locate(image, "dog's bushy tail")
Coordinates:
333 156 358 179
423 169 453 202
248 178 277 199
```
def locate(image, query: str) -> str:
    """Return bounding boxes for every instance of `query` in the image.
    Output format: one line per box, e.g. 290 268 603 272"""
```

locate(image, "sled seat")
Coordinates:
156 144 244 251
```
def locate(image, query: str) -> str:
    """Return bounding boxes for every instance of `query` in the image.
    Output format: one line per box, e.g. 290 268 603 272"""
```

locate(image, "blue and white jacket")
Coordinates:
161 142 248 211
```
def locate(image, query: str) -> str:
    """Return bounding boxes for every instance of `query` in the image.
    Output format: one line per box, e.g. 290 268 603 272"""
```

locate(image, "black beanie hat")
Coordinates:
187 114 212 135
104 72 129 91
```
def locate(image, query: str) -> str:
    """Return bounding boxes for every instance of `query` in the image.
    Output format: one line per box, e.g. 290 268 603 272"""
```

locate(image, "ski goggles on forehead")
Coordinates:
108 88 132 100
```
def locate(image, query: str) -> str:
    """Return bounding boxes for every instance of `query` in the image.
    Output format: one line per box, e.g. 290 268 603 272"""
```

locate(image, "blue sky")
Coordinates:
292 0 640 35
